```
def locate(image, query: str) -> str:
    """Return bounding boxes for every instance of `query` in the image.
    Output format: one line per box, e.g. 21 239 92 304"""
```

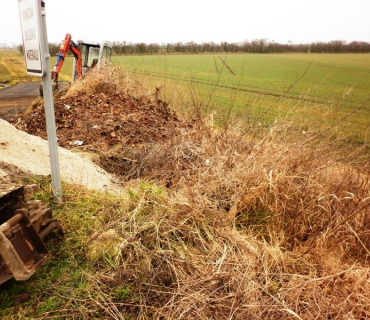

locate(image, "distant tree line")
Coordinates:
18 40 370 56
18 43 72 56
110 40 370 54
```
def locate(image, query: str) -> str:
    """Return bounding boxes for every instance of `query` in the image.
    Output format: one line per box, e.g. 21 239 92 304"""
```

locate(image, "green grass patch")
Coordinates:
0 177 169 318
0 180 129 318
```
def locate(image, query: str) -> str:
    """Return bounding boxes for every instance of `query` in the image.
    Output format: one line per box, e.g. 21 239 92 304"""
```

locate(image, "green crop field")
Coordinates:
113 53 370 146
115 54 370 104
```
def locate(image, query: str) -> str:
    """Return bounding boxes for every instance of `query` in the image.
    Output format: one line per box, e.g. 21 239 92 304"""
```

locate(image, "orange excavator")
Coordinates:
51 34 82 82
51 33 112 84
39 34 111 96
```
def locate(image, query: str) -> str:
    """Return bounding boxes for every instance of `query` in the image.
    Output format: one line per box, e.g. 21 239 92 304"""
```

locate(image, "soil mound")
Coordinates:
11 87 184 150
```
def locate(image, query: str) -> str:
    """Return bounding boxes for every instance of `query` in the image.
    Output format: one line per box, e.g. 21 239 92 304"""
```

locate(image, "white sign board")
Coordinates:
18 0 43 76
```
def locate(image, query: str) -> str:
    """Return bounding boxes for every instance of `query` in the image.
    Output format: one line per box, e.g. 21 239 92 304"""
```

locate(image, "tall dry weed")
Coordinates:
94 117 370 319
55 67 370 319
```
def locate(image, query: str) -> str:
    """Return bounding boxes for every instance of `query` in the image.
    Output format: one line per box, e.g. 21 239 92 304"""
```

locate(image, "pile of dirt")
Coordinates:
11 88 185 151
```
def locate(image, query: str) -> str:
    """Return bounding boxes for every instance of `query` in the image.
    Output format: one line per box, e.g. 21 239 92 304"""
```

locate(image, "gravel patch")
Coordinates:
0 119 121 193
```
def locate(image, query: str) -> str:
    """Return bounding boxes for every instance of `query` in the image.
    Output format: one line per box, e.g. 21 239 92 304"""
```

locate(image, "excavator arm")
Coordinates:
51 34 82 82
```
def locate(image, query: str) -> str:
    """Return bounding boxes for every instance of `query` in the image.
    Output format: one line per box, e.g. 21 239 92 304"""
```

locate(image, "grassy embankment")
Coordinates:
0 49 72 86
0 69 369 319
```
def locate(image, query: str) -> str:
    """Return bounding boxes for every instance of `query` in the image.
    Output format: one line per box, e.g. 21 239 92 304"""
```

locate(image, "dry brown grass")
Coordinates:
7 68 369 319
90 112 370 319
54 68 370 319
66 66 150 99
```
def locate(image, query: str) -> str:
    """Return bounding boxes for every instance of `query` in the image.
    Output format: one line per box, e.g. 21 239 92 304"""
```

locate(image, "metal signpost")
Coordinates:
18 0 62 201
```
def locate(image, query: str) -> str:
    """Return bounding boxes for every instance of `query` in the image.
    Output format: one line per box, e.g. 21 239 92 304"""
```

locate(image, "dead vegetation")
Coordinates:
3 69 370 319
94 122 370 319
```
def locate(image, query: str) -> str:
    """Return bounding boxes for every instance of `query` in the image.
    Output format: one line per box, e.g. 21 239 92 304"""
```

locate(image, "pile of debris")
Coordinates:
11 88 184 151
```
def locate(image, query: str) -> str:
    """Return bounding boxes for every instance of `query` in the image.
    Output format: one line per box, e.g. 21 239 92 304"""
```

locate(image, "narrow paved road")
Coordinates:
0 82 39 119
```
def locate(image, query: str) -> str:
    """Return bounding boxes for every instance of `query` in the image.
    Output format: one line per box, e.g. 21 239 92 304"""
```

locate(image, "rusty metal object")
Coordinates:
0 185 59 285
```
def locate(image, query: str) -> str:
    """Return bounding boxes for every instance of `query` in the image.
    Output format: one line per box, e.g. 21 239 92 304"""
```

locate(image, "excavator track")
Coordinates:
0 185 59 285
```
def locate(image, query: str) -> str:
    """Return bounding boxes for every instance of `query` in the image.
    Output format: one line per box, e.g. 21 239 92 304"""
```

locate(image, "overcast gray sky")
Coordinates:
1 0 369 45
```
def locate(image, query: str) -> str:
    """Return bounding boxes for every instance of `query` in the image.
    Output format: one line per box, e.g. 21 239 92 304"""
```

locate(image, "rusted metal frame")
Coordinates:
0 208 51 282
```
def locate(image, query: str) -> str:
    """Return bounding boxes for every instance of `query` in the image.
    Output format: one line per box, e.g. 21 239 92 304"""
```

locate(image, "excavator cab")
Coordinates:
41 34 112 96
72 41 112 82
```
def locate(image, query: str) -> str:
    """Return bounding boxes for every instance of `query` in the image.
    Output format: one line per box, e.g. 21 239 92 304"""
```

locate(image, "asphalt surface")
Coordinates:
0 82 40 119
